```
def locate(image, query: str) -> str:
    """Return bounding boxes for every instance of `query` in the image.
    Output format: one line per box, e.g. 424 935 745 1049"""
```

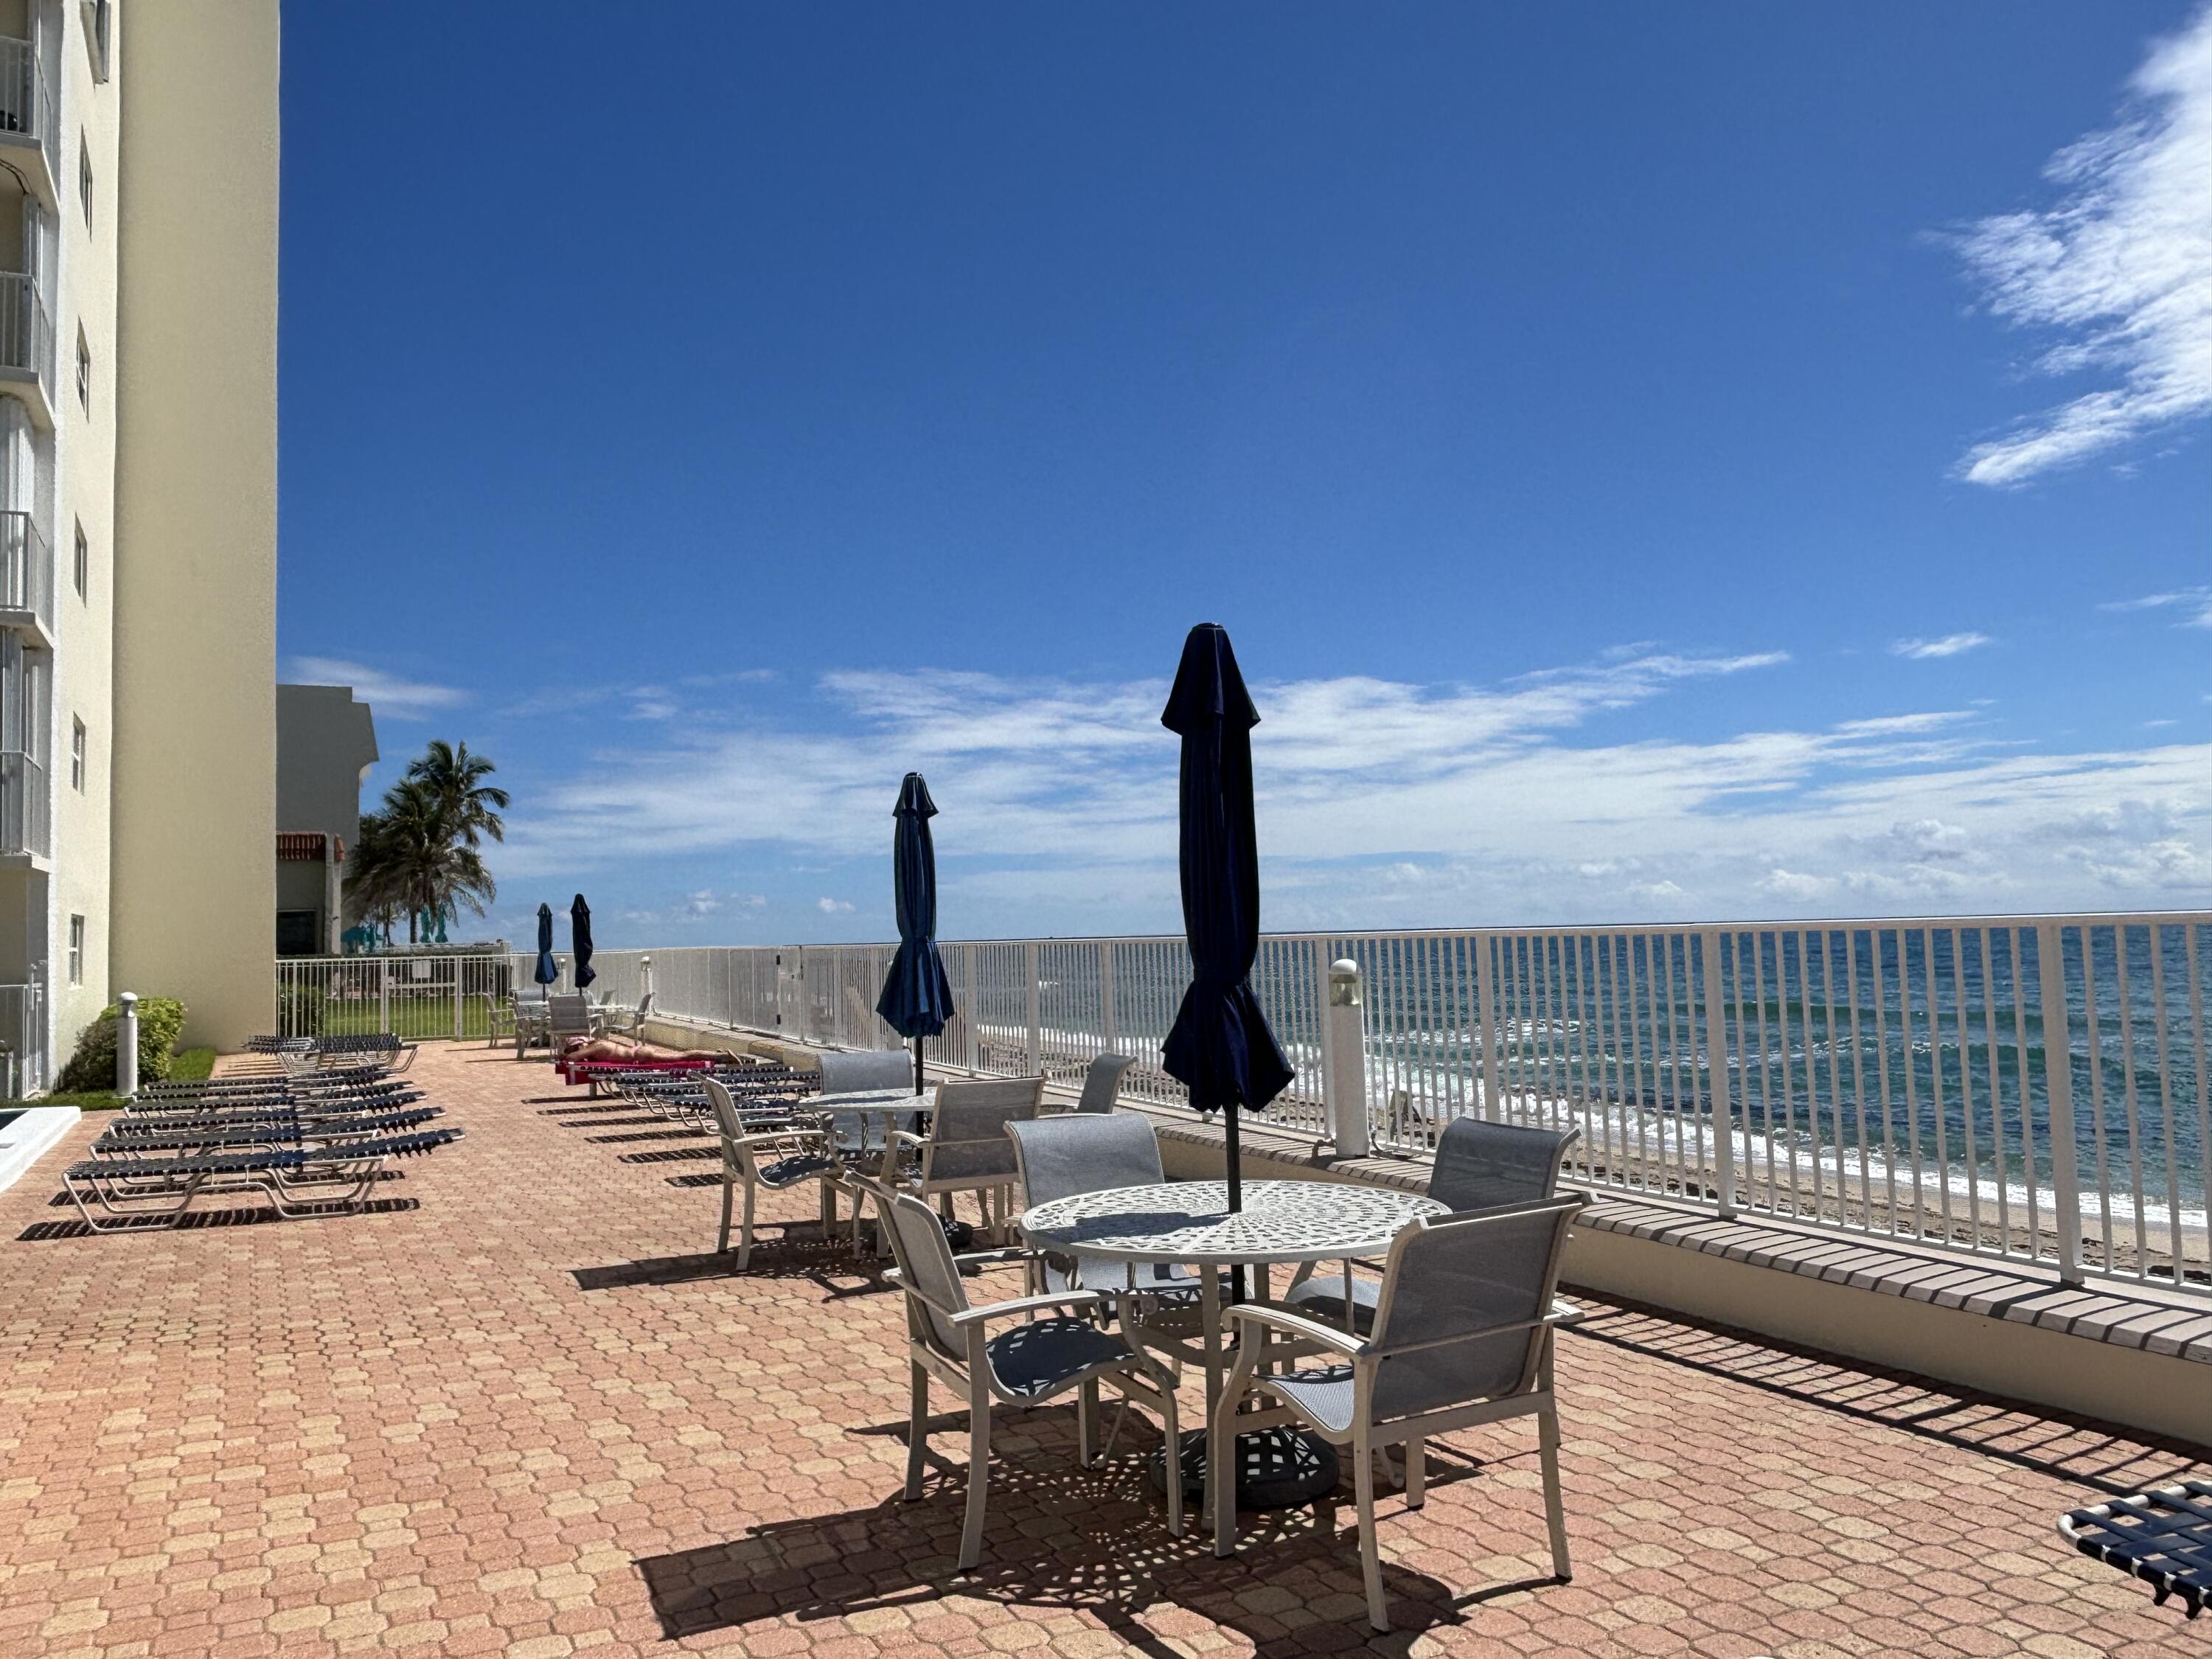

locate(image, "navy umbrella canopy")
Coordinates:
1161 624 1294 1224
875 772 956 1095
569 895 597 990
534 903 558 995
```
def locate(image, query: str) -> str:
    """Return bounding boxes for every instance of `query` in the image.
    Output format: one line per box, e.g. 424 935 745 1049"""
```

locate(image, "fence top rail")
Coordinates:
549 910 2212 957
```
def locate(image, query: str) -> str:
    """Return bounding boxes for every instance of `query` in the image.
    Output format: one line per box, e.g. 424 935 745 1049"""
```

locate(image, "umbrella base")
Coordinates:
1148 1426 1338 1510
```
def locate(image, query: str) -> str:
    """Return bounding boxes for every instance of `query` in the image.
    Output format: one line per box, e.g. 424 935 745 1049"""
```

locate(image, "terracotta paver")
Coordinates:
1 1041 2205 1657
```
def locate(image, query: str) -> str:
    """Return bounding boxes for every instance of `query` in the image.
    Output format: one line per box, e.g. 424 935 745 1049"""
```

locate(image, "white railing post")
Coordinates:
114 990 137 1098
1473 933 1500 1119
1024 942 1042 1074
1098 941 1117 1058
452 959 463 1042
1700 930 1737 1218
378 963 390 1036
2037 922 2086 1285
1324 957 1371 1156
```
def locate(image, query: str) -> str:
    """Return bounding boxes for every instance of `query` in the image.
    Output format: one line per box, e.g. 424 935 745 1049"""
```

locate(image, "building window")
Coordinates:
77 136 91 229
66 915 83 984
72 524 86 597
69 717 83 790
75 329 90 411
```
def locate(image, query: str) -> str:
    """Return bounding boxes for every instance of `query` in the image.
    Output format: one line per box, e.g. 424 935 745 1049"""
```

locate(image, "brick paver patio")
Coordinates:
1 1042 2205 1658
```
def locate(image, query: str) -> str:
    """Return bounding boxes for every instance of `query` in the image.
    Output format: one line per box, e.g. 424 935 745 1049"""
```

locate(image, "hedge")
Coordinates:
55 997 187 1093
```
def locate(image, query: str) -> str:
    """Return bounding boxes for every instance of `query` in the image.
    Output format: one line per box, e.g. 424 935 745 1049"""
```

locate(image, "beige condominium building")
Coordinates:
0 0 279 1089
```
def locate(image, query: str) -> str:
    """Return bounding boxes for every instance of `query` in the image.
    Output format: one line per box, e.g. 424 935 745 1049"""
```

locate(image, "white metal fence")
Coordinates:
569 914 2211 1297
282 911 2211 1297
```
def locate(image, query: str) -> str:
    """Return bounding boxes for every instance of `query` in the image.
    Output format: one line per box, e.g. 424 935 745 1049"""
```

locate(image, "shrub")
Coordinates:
278 984 325 1038
55 997 187 1093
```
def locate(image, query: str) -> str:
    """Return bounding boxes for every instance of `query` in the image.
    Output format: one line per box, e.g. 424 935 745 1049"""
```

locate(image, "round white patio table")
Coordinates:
1016 1178 1443 1511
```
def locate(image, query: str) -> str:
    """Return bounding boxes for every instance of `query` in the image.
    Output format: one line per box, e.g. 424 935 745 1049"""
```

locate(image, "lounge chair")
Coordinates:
875 1186 1184 1570
1281 1116 1582 1334
60 1128 463 1232
91 1107 445 1158
1210 1194 1585 1631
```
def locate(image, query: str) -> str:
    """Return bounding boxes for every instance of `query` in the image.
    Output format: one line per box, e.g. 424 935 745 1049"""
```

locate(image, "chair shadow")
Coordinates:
584 1127 706 1145
635 1406 1480 1656
571 1231 899 1294
619 1146 717 1166
18 1194 422 1240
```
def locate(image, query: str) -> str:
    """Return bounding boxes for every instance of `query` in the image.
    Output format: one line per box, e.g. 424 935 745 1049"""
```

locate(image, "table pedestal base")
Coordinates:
1148 1427 1338 1511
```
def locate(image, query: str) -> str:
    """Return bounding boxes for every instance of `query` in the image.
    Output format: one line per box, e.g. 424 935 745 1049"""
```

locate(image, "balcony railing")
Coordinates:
0 510 51 635
0 37 57 186
531 914 2212 1299
0 748 47 857
0 271 52 400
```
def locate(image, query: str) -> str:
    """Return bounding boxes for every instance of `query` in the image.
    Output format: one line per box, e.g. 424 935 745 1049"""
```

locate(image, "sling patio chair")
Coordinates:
1210 1194 1586 1632
1281 1116 1582 1335
1069 1051 1135 1113
1005 1111 1203 1319
60 1127 464 1233
702 1077 846 1270
876 1186 1185 1571
877 1075 1043 1245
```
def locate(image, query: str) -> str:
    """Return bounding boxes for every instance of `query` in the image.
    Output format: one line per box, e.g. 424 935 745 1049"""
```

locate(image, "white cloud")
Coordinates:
2103 585 2212 627
818 897 854 914
286 656 469 720
485 647 2212 932
1947 6 2212 484
1890 633 1992 660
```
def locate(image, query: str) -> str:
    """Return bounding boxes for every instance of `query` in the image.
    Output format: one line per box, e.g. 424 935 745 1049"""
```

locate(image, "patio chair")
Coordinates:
875 1186 1184 1570
1282 1116 1582 1335
60 1127 464 1233
1004 1113 1200 1314
546 994 596 1048
1211 1194 1586 1631
702 1077 844 1270
814 1046 926 1166
1070 1052 1135 1114
880 1076 1043 1242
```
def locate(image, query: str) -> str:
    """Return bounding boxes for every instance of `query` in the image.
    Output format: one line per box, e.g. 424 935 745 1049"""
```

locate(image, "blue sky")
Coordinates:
279 3 2211 947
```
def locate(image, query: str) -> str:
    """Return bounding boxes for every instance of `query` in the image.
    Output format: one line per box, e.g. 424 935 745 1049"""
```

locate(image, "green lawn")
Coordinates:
291 998 499 1042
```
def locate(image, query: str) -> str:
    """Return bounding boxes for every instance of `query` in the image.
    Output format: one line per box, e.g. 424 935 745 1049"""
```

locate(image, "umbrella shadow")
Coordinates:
636 1406 1495 1656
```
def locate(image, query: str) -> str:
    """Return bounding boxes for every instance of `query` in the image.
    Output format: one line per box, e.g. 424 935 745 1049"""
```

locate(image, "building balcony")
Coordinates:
0 35 58 209
0 510 52 646
0 271 52 428
0 746 45 859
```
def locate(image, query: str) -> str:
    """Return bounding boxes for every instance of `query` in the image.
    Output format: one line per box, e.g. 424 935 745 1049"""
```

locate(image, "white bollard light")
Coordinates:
116 991 139 1099
1324 959 1370 1157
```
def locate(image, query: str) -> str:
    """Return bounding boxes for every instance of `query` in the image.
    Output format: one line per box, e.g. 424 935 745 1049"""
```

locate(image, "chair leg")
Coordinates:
1354 1430 1389 1632
959 1381 991 1571
717 1172 735 1255
1405 1436 1426 1509
904 1360 929 1500
1539 1403 1571 1582
1157 1379 1184 1540
737 1183 758 1271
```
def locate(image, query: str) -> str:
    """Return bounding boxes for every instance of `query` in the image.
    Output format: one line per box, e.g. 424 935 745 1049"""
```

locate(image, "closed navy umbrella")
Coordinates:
569 895 596 990
1161 624 1294 1231
534 903 558 1002
875 773 955 1096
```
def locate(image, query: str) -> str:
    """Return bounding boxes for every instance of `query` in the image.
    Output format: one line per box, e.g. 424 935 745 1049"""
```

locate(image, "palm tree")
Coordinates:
405 740 509 849
344 747 504 945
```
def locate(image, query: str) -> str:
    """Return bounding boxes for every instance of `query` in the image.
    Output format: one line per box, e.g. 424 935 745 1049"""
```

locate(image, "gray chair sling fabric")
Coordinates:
876 1188 1183 1568
705 1077 841 1268
1285 1116 1580 1334
1071 1053 1135 1113
882 1077 1043 1239
1212 1194 1585 1630
1005 1113 1199 1302
815 1048 919 1161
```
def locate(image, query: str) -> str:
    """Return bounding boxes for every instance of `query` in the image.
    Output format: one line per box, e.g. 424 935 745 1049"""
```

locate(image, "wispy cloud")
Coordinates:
817 897 854 914
2102 585 2212 627
286 656 469 720
1946 5 2212 485
1890 633 1992 660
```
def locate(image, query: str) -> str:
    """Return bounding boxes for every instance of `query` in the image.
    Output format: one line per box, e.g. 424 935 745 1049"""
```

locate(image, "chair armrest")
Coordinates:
1548 1297 1584 1326
948 1288 1105 1328
731 1128 830 1152
883 1130 925 1152
1224 1300 1369 1357
951 1245 1032 1270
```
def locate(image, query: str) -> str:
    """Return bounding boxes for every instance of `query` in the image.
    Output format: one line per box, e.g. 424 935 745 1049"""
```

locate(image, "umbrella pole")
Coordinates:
1225 1107 1246 1305
912 1036 925 1097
